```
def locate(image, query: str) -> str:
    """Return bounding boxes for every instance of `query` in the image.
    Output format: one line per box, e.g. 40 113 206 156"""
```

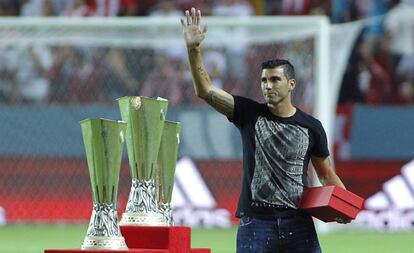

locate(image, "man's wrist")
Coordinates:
187 46 201 53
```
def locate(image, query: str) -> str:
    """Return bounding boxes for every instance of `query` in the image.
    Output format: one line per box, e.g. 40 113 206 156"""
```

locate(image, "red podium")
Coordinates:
120 226 210 253
44 226 211 253
298 185 364 222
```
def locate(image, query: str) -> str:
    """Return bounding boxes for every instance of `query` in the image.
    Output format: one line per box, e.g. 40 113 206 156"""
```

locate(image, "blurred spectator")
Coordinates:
173 57 200 104
203 48 227 89
0 46 19 104
338 31 367 104
14 45 53 104
284 39 314 113
397 80 414 104
385 1 414 56
354 0 373 19
337 1 414 106
47 46 71 103
118 0 157 16
149 0 181 17
62 0 95 16
212 0 253 16
66 47 105 103
396 54 414 82
211 0 253 91
101 48 140 100
263 0 282 15
48 46 104 103
19 0 87 17
41 0 57 16
0 0 410 109
331 0 356 23
357 37 394 104
281 0 311 15
95 0 120 16
20 0 44 16
0 0 20 16
366 0 388 39
140 52 184 106
19 0 66 16
395 53 414 104
177 0 212 15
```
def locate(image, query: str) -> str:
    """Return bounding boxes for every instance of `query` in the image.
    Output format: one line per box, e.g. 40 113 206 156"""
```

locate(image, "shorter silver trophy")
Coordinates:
156 120 181 226
80 118 128 250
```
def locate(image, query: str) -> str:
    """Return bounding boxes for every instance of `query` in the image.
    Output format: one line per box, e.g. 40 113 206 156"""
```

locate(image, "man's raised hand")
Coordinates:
180 8 207 50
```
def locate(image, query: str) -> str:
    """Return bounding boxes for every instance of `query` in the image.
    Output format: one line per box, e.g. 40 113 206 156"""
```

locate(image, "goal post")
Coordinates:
0 15 334 135
0 15 356 224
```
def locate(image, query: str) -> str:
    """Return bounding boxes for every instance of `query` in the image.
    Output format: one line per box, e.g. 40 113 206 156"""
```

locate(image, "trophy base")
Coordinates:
120 212 164 226
158 203 173 226
81 236 128 250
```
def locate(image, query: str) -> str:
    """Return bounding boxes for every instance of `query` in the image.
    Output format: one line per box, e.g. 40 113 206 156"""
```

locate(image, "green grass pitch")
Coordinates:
0 224 413 253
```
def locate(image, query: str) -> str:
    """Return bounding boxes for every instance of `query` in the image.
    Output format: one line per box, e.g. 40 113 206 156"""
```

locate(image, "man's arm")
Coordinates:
311 156 351 224
311 156 345 189
181 8 234 118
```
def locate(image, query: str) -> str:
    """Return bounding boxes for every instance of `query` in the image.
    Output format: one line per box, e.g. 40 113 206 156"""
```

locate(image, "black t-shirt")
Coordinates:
228 95 329 219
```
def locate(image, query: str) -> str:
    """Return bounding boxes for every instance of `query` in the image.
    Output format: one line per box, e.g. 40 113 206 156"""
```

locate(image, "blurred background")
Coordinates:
0 0 413 252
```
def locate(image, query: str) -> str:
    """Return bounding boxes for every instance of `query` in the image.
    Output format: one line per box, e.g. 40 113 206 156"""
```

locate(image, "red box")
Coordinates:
298 185 364 222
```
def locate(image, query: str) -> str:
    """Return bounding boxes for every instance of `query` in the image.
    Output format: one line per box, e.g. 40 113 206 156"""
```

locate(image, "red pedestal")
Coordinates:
44 250 168 253
298 185 364 222
120 226 190 250
120 226 210 253
44 226 211 253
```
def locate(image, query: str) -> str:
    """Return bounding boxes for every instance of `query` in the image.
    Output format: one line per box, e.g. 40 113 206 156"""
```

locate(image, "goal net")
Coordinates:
0 16 356 225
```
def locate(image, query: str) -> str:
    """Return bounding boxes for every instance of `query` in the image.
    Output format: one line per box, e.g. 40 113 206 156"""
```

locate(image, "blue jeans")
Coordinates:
236 214 322 253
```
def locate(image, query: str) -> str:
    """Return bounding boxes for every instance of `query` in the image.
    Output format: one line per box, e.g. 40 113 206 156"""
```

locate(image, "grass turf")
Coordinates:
0 224 413 253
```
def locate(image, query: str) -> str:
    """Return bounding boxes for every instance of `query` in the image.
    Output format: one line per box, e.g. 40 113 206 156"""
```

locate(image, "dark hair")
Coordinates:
261 59 295 80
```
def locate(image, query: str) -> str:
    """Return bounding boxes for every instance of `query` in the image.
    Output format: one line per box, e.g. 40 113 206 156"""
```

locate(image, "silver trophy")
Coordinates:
118 96 168 226
156 120 181 226
80 118 128 250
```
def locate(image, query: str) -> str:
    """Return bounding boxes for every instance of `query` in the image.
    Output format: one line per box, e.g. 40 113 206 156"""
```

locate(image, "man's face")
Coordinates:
261 67 295 107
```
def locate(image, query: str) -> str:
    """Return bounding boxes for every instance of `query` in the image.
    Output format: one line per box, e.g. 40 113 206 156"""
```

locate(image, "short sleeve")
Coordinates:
311 120 330 157
227 95 258 127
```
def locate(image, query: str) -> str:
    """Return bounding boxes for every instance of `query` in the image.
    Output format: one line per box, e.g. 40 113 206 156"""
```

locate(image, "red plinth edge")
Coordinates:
44 249 168 253
120 226 191 250
45 226 211 253
298 185 364 222
120 226 210 253
191 249 211 253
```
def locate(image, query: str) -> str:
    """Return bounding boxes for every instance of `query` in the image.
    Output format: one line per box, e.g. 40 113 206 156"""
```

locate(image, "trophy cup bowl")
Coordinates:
118 96 168 226
80 118 128 250
156 120 181 226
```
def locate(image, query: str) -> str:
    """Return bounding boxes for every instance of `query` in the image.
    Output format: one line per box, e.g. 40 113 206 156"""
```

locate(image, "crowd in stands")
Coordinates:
0 0 412 106
336 0 414 105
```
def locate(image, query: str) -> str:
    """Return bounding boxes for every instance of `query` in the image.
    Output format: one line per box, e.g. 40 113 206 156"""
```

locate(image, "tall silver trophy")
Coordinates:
118 96 168 226
80 118 128 250
156 120 181 226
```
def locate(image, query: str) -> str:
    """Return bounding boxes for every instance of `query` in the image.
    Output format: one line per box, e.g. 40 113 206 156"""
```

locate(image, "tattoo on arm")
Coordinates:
196 65 210 82
206 90 233 117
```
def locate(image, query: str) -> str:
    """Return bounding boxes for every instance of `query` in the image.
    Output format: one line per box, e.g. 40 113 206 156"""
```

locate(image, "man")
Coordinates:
181 8 349 253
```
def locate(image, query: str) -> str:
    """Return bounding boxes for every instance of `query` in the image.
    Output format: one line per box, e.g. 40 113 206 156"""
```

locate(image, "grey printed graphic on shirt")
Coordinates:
251 116 310 208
